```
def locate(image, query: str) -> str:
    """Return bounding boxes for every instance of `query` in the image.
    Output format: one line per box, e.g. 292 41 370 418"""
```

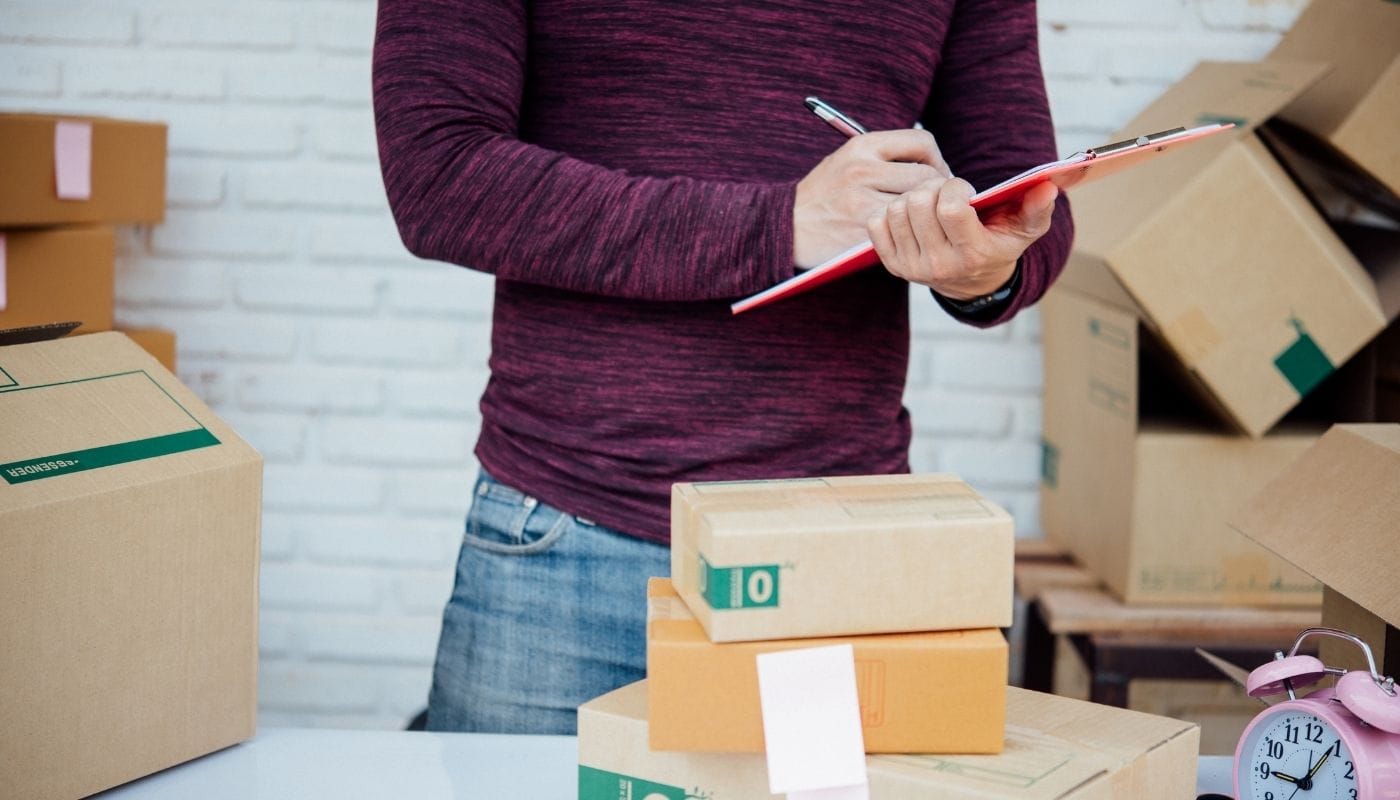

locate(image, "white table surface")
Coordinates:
92 728 1236 798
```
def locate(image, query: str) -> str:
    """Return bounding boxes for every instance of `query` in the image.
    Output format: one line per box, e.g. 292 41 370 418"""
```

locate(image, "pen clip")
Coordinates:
805 96 869 137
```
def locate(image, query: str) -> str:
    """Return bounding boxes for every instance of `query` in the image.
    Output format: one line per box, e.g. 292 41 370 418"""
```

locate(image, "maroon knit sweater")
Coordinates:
373 0 1073 543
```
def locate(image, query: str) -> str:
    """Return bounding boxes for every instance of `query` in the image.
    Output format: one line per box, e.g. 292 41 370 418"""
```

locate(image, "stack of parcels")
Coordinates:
1041 0 1400 609
0 332 262 800
577 474 1202 798
0 112 176 368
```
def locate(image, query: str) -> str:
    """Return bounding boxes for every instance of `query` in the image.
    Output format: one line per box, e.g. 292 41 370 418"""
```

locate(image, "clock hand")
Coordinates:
1271 771 1301 785
1294 749 1316 792
1305 749 1330 781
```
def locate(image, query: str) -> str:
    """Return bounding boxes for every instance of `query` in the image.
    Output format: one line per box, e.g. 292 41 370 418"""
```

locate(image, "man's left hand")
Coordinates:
867 176 1059 301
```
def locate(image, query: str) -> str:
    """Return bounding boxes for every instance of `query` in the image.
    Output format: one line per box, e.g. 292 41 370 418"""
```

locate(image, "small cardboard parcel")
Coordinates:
0 332 261 800
0 226 115 336
0 113 166 227
646 578 1007 754
670 473 1013 643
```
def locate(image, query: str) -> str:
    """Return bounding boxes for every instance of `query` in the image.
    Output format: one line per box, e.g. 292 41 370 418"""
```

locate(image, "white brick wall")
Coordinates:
0 0 1306 729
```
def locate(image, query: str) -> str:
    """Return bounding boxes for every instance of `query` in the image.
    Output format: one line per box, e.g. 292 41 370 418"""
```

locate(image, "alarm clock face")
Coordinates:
1239 708 1358 800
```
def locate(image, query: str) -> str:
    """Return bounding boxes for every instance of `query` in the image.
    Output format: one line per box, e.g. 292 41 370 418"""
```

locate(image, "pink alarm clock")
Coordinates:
1235 628 1400 800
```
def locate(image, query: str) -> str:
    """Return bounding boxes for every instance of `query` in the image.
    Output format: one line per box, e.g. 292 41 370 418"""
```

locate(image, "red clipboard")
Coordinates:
731 123 1234 315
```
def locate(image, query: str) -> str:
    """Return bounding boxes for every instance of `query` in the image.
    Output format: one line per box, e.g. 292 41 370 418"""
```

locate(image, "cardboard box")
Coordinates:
580 680 1200 800
0 332 261 800
0 226 114 335
1321 587 1399 675
1231 424 1400 672
646 578 1006 754
1268 0 1400 199
1065 61 1399 437
0 113 166 227
117 326 177 372
670 474 1013 643
1052 637 1257 755
1040 286 1323 605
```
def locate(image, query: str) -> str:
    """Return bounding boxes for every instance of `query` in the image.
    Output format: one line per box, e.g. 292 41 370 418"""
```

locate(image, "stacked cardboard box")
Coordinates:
0 113 177 369
576 474 1201 797
1036 0 1399 756
1042 0 1400 608
579 681 1200 800
0 333 262 800
662 473 1013 755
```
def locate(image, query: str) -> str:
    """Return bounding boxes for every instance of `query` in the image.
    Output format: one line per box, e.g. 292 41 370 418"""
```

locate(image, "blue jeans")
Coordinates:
425 470 669 733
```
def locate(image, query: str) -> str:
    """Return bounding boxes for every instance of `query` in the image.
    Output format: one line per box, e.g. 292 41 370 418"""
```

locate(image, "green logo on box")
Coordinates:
1040 439 1060 489
699 555 779 610
1274 318 1334 399
579 766 693 800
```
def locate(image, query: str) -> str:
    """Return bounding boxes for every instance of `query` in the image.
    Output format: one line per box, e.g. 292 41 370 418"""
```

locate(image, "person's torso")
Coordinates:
478 1 961 540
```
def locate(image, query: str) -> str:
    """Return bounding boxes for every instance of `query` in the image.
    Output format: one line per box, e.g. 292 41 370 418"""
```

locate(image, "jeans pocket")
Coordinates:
462 473 572 555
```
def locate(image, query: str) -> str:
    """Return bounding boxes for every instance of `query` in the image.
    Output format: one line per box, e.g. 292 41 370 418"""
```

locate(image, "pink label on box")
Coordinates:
0 233 7 311
54 120 93 201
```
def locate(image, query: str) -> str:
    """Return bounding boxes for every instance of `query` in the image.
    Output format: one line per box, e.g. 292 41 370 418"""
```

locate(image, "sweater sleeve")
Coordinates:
920 0 1074 328
371 0 796 302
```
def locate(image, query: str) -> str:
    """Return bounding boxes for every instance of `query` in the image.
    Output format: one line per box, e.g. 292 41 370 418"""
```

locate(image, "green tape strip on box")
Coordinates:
1196 112 1249 128
579 766 691 800
699 554 779 610
1040 439 1060 489
1274 320 1334 398
0 428 221 485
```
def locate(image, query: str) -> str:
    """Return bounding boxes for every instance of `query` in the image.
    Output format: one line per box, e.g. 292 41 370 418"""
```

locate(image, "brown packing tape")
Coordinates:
826 478 976 501
646 594 690 622
1160 307 1224 369
1218 552 1281 607
682 475 981 522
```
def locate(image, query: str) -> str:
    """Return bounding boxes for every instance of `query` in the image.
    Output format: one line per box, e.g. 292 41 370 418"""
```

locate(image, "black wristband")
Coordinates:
932 262 1022 320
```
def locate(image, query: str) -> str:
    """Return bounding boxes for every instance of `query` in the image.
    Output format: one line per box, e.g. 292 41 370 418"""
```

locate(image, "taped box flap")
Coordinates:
1230 424 1400 628
1268 0 1400 137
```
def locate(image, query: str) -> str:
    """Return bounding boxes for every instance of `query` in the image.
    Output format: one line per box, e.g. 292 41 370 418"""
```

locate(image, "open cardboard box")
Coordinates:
1064 60 1400 439
1230 424 1400 673
580 680 1199 800
0 332 261 800
1268 0 1400 201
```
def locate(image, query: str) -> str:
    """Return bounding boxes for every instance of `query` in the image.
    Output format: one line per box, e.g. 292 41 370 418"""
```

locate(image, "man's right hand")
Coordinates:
792 129 951 269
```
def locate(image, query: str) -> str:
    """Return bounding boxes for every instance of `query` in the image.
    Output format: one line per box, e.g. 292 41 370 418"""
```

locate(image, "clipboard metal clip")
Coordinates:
1088 126 1189 158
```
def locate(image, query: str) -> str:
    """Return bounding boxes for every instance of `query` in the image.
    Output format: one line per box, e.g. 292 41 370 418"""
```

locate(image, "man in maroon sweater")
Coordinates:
374 0 1072 733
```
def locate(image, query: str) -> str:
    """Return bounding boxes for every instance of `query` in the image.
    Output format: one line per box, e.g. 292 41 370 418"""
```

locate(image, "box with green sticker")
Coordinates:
670 474 1013 643
1062 60 1400 438
0 332 262 800
578 680 1199 800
